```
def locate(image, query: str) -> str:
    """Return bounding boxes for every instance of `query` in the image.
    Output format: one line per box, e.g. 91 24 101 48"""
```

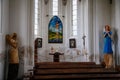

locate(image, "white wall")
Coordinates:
36 0 67 62
36 0 113 63
0 0 9 80
35 0 120 65
36 0 91 62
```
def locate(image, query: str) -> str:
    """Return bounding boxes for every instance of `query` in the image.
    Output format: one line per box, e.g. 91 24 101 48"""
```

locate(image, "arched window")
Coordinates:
52 0 58 15
34 0 39 36
72 0 77 36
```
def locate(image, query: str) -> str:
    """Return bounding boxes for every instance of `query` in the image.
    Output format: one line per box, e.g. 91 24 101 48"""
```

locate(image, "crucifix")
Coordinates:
82 35 88 61
82 35 86 49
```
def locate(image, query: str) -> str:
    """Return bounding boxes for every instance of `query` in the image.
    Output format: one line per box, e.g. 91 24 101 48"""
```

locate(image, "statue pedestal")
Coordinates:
49 52 64 62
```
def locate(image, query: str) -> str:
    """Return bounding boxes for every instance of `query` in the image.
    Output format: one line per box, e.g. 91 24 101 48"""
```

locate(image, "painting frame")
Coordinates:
35 38 42 48
69 38 76 48
48 16 63 43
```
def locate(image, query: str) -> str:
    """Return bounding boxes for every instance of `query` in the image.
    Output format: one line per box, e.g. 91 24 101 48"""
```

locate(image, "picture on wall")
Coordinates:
69 38 76 48
35 38 42 48
48 16 63 43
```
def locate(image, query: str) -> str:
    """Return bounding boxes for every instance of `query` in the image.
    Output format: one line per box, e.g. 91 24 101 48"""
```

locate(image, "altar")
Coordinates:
49 52 64 62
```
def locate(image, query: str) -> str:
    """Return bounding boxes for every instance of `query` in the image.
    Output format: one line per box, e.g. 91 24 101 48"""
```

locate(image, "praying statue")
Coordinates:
6 33 19 80
103 25 113 68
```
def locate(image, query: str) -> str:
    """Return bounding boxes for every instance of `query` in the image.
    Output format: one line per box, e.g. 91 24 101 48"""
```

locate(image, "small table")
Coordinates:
49 52 64 62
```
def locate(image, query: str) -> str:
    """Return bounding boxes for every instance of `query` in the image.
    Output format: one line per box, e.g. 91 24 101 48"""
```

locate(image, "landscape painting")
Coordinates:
48 16 63 43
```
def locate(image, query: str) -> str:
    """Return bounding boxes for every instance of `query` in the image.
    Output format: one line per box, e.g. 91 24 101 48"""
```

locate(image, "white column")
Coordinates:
88 0 93 62
93 0 100 64
114 0 120 65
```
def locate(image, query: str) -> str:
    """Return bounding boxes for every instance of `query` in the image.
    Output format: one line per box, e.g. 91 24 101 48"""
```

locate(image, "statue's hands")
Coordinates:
106 31 109 33
10 39 17 48
6 35 17 48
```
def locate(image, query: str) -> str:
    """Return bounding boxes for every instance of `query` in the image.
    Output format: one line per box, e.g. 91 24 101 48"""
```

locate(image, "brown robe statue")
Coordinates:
6 33 19 80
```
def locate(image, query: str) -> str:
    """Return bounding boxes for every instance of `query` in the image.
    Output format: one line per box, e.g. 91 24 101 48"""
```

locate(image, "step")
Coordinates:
35 64 103 69
35 62 103 69
34 68 118 75
35 62 96 66
33 73 120 79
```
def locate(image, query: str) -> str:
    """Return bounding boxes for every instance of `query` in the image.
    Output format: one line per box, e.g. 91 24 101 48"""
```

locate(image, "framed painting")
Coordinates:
48 16 63 43
35 38 42 48
69 38 76 48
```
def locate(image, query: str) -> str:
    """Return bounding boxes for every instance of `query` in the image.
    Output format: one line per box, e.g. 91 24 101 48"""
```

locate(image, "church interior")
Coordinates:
0 0 120 80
